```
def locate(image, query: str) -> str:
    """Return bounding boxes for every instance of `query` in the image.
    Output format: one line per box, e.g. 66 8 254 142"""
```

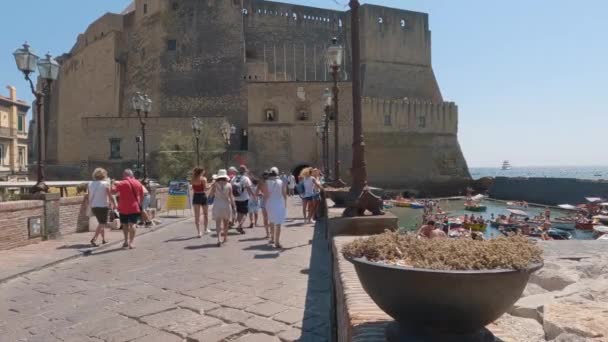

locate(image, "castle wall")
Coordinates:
243 0 346 82
356 5 442 101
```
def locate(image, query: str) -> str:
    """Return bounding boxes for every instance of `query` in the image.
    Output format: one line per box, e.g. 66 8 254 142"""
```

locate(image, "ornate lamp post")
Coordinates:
325 38 346 187
135 136 142 175
220 120 236 168
344 0 384 216
320 88 332 179
191 116 202 166
13 42 60 193
131 92 152 180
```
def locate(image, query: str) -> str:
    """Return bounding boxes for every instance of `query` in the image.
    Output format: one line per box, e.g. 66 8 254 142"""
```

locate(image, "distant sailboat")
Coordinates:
502 160 512 170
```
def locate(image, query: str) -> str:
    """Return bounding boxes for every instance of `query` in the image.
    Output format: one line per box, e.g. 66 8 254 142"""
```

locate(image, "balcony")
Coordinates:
0 127 16 139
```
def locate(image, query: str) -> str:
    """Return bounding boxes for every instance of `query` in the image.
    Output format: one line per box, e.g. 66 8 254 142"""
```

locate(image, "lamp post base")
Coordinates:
326 178 347 189
30 181 49 194
342 186 384 217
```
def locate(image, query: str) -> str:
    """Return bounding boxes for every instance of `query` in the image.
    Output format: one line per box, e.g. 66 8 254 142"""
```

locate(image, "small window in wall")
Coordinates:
167 39 177 51
378 17 384 24
264 109 277 122
297 110 309 121
17 114 25 132
418 116 426 128
400 19 407 28
18 147 25 167
383 113 392 126
0 144 4 165
109 138 122 159
172 2 179 10
143 3 148 14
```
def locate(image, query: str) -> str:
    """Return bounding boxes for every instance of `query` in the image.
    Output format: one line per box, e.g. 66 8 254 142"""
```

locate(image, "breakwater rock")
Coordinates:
500 241 608 341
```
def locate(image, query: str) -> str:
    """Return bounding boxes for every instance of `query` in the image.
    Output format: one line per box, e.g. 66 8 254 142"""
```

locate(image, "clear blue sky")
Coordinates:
3 0 607 167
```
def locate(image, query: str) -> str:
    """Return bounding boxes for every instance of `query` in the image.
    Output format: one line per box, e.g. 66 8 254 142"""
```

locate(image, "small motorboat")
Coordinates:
506 201 529 209
575 222 595 231
502 160 512 170
552 217 576 231
597 234 608 241
465 204 487 212
489 220 517 229
410 202 424 209
393 200 411 208
593 225 608 237
464 222 487 232
527 229 572 240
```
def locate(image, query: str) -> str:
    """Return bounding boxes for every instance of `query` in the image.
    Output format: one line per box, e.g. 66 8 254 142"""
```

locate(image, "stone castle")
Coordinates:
42 0 470 189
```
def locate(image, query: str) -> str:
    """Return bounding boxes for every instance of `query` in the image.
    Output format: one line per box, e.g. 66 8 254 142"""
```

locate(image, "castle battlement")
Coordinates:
362 97 458 134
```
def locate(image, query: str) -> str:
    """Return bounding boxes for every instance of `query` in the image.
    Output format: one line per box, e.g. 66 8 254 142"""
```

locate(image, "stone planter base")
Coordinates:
328 213 398 238
386 322 496 342
325 188 350 208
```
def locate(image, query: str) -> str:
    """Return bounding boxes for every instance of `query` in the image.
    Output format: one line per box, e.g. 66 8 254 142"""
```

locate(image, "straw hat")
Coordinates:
213 169 230 181
270 167 279 175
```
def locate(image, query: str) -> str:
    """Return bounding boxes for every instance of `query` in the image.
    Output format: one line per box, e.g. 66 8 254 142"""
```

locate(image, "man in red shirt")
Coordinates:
112 169 144 249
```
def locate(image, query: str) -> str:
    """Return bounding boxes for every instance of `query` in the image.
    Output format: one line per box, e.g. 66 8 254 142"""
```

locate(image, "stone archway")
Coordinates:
292 164 311 182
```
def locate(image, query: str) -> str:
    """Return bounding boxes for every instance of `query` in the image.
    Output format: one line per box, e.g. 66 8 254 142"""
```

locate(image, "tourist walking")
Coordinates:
287 173 296 196
231 165 255 234
300 167 322 223
139 181 153 227
88 168 116 247
191 167 210 237
263 167 287 248
210 169 235 247
260 170 270 238
248 178 261 228
112 169 144 249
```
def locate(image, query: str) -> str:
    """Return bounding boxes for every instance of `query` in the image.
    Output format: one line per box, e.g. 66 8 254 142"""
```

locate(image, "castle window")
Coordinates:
245 49 256 59
264 109 277 122
418 116 426 128
293 13 297 20
378 17 384 24
143 3 148 14
400 19 407 28
167 39 177 51
109 138 122 159
242 8 248 15
172 2 178 10
384 114 392 126
338 19 343 27
0 145 4 165
297 110 309 121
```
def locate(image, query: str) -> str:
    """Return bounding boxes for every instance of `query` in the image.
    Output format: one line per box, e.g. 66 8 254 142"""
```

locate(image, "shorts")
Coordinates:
192 192 208 206
248 199 260 213
235 200 249 215
91 207 109 224
303 194 321 201
142 194 151 210
120 213 140 225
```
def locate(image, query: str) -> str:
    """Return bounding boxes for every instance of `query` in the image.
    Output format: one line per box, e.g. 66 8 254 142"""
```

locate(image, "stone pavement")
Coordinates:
0 217 185 283
0 197 331 342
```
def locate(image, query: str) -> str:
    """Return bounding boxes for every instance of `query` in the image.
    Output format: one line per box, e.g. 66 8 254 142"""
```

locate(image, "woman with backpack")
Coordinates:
299 167 322 224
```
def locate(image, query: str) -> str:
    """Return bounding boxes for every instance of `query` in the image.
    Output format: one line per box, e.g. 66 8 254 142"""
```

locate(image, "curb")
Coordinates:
0 216 190 285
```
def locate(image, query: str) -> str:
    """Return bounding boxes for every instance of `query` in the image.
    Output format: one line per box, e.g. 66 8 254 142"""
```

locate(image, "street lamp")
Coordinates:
320 89 332 179
13 42 60 193
191 116 202 167
220 120 236 168
131 92 152 180
326 38 346 188
135 136 142 175
344 0 384 216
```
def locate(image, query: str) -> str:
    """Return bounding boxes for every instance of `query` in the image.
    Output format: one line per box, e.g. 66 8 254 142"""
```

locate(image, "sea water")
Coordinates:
470 166 608 180
389 199 594 240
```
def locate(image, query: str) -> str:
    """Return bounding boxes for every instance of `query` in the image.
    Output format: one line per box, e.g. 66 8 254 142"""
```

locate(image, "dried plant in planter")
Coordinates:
342 231 543 271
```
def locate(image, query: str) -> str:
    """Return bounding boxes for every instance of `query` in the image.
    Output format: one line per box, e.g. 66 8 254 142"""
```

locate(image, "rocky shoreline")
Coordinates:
494 240 608 341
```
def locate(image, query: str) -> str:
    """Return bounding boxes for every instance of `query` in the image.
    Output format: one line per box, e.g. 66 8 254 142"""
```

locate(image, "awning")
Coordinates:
586 197 603 203
507 209 529 216
558 204 577 210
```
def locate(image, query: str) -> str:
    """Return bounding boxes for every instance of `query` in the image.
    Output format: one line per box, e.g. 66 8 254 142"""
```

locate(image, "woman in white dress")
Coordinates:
209 169 235 247
263 167 287 249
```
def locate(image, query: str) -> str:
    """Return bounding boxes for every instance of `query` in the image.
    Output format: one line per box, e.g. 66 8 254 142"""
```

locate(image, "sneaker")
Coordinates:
145 222 153 227
90 239 98 247
237 228 245 235
205 228 212 234
122 242 129 248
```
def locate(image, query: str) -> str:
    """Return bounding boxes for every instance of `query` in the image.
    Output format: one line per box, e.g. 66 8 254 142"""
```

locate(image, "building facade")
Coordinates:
0 86 29 181
45 0 469 189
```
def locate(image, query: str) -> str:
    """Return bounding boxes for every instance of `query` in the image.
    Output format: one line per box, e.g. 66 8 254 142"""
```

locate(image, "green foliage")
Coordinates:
154 128 225 185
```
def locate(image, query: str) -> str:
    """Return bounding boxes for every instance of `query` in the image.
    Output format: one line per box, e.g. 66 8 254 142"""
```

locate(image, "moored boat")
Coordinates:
393 200 411 208
463 222 487 232
501 160 512 170
410 202 424 209
465 204 487 212
552 217 576 230
593 225 608 237
598 234 608 241
490 220 517 229
575 222 595 231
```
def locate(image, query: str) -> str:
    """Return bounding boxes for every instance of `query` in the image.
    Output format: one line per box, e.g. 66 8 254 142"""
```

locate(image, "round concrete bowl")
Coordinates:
325 188 350 207
347 257 543 337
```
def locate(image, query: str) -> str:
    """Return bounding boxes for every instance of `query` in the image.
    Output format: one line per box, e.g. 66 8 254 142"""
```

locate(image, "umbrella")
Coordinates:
558 204 577 210
507 209 529 216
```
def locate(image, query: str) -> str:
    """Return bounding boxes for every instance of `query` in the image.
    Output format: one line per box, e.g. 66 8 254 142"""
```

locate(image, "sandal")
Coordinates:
102 240 108 245
90 239 98 247
275 243 282 249
217 241 222 247
122 242 129 248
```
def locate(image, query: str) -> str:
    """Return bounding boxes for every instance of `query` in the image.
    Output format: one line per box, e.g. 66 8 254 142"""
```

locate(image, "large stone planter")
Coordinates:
325 188 350 207
347 257 543 341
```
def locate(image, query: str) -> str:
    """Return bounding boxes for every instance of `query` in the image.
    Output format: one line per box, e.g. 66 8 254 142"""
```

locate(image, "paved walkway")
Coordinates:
0 197 331 342
0 217 185 283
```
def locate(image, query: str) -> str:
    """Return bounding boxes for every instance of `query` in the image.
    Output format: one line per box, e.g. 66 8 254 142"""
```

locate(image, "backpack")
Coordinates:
296 181 305 195
232 176 244 197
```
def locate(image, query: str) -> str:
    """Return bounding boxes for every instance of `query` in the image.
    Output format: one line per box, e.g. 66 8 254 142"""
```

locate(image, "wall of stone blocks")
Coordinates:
58 197 90 236
0 200 44 251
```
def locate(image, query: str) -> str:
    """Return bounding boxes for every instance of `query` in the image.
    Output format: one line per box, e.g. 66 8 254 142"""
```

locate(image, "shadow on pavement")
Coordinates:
184 244 219 250
238 237 268 242
300 220 332 341
164 236 199 242
89 247 126 256
57 244 94 250
243 243 276 252
253 253 280 259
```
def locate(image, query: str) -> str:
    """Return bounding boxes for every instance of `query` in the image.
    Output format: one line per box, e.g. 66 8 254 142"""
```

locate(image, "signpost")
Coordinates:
166 180 191 216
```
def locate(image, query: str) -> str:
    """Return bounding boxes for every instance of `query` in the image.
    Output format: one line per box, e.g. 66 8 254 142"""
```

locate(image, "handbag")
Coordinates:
207 196 215 206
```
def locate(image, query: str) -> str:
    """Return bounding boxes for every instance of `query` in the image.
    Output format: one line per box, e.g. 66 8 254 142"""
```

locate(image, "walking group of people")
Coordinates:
85 163 325 251
87 168 152 249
